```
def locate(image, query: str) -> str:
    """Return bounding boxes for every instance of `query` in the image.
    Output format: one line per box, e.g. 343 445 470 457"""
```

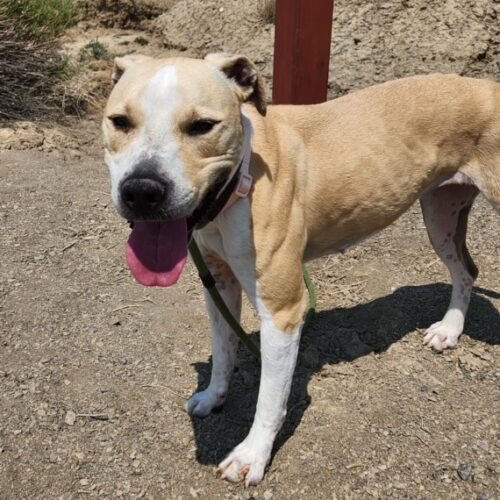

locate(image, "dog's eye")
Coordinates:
109 115 132 132
186 120 219 136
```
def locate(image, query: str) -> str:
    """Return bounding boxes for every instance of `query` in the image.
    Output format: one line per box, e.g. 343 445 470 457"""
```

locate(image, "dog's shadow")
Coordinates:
188 283 499 466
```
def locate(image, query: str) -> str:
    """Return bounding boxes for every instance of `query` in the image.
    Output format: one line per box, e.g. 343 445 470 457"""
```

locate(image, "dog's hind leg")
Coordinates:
186 252 241 418
420 181 479 351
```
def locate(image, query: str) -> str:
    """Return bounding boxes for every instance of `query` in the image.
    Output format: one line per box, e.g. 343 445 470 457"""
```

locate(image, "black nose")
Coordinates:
121 177 166 213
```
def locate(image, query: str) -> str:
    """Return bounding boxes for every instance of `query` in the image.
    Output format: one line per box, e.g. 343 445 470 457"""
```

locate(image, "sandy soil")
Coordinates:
0 1 499 498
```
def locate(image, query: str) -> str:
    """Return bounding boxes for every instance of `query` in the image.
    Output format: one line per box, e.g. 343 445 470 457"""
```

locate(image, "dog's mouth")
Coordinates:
126 169 231 287
126 219 188 287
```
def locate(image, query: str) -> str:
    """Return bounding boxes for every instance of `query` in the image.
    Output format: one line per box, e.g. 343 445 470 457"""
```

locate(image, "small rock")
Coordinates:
263 490 273 499
80 478 89 486
470 350 493 362
457 462 474 481
65 410 76 426
458 354 484 372
477 493 488 500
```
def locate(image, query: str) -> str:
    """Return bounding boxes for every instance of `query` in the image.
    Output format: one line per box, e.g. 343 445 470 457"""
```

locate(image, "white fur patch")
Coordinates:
186 268 242 418
218 290 302 486
437 171 476 187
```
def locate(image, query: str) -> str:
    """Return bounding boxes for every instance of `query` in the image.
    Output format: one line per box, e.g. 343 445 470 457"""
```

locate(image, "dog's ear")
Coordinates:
205 53 267 116
112 54 151 84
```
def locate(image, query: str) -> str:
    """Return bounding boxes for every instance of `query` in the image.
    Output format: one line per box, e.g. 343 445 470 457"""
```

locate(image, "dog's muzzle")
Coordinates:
119 173 170 218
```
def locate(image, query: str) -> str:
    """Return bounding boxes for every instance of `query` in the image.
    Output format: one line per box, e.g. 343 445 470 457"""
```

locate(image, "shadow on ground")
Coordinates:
188 283 499 466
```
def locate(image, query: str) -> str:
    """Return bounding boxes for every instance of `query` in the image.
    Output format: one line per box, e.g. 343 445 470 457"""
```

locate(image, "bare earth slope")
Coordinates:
152 0 499 95
1 0 499 498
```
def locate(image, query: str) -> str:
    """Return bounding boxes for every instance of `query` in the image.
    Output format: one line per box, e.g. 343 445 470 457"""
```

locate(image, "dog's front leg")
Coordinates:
186 253 242 418
218 306 302 486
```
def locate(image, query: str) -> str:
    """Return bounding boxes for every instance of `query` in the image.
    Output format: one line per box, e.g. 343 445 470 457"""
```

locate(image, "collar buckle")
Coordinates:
235 173 253 198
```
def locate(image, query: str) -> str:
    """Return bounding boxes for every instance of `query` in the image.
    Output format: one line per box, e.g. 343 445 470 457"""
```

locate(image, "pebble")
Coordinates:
457 462 474 481
64 410 76 426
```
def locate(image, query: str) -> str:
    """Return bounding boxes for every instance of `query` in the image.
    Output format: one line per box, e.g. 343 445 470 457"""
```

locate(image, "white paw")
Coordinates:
186 389 226 418
423 321 461 351
218 439 271 486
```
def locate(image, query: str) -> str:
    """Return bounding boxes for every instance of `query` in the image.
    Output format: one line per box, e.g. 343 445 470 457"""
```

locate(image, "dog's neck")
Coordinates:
220 111 254 213
187 111 254 234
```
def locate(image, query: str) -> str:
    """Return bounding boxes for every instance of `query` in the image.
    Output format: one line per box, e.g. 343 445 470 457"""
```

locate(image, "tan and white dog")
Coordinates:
103 53 499 485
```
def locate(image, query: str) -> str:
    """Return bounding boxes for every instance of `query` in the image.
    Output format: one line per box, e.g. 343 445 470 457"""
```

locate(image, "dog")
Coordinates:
102 53 499 486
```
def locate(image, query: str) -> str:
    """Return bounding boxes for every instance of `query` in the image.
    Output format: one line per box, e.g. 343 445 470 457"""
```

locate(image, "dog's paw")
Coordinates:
186 389 225 418
218 439 271 487
423 321 461 351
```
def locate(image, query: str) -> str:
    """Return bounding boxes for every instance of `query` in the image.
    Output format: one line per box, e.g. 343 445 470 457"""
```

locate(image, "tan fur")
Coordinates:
243 75 500 331
103 55 500 332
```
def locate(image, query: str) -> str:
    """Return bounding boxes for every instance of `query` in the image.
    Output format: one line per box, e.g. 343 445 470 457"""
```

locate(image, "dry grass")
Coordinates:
0 1 100 121
0 20 65 120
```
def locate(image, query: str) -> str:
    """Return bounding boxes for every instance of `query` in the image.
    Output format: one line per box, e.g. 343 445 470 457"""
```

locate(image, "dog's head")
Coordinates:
103 53 266 221
102 53 266 287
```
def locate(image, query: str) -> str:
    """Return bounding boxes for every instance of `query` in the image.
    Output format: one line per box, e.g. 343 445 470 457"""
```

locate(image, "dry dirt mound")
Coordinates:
152 0 499 96
80 0 175 29
0 122 78 152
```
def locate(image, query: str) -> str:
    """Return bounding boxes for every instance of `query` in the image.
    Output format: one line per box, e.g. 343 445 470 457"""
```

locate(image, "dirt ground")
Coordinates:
0 1 499 498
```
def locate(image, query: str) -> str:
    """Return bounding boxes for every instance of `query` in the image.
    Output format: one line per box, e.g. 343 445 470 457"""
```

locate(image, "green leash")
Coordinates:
188 237 317 362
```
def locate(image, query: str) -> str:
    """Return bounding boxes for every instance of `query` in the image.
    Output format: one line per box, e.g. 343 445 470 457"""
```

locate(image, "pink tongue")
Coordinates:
126 219 188 287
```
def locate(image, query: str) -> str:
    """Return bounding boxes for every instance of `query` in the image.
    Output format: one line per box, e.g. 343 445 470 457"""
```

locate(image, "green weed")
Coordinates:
78 39 109 63
1 0 79 41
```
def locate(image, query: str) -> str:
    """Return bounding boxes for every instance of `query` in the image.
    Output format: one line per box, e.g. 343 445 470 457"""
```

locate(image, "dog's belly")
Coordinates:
301 148 475 261
304 217 392 261
303 188 418 261
303 171 478 261
304 230 382 261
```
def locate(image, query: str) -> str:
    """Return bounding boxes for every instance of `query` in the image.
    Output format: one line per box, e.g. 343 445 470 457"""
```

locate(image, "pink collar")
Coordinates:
221 113 254 213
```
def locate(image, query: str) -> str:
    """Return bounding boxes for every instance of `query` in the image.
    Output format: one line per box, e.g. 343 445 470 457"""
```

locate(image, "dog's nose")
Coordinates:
121 177 166 213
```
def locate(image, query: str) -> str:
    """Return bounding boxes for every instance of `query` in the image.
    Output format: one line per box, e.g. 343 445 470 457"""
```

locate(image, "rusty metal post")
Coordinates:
272 0 334 105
